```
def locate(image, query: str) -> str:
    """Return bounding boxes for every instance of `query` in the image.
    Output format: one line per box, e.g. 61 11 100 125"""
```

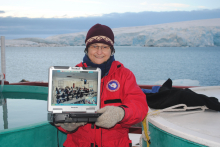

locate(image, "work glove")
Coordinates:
55 122 86 132
95 106 125 128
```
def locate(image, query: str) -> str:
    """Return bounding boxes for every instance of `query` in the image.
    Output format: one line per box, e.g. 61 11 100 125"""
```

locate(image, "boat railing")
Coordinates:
6 81 195 135
6 81 144 134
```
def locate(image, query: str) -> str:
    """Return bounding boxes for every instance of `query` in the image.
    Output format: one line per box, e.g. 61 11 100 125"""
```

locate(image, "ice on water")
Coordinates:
2 18 220 47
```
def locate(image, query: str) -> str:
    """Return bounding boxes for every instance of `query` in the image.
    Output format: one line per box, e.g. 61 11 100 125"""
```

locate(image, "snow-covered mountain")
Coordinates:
2 18 220 47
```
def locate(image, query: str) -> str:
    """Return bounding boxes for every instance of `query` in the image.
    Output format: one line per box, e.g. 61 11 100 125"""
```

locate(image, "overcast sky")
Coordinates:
1 0 220 39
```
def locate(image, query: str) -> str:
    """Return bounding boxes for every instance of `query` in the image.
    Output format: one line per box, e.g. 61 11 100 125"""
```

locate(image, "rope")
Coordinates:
141 114 151 147
140 104 208 147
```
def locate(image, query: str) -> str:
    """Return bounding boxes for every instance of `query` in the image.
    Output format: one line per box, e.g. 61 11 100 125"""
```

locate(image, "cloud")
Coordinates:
0 10 5 13
163 3 190 8
140 2 191 11
198 6 207 9
1 9 220 39
62 0 101 4
140 2 148 5
140 2 190 8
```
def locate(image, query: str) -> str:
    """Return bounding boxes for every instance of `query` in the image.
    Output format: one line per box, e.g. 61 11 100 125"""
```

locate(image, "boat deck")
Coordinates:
148 86 220 147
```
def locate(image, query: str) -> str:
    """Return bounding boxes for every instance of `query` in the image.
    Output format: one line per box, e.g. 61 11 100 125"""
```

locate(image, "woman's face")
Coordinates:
88 43 111 64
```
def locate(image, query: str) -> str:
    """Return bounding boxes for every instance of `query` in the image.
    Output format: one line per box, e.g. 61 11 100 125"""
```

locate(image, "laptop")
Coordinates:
47 66 102 123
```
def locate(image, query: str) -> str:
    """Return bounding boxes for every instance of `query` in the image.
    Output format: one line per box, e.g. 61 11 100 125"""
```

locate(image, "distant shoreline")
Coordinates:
1 18 220 47
1 45 220 48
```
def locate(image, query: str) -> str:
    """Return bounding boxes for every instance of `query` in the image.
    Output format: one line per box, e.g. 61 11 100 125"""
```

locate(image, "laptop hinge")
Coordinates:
87 110 96 113
53 110 63 113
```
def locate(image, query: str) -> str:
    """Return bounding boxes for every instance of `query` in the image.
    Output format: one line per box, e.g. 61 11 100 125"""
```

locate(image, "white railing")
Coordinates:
1 36 6 91
1 36 6 80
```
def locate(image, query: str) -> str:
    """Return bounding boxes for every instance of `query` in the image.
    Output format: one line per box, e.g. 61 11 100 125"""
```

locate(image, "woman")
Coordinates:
56 24 148 147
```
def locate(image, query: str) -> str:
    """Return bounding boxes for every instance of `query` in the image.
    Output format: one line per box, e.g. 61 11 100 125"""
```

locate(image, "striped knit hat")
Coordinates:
85 24 114 48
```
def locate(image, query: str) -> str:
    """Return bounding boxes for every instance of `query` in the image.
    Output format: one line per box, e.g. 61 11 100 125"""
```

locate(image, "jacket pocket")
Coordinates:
70 138 91 147
102 137 132 147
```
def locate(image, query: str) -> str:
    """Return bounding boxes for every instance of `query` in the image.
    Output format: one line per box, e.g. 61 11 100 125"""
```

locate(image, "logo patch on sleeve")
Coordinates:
107 80 120 92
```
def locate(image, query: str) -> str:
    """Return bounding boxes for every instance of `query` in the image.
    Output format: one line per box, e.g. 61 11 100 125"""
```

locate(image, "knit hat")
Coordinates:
85 24 114 48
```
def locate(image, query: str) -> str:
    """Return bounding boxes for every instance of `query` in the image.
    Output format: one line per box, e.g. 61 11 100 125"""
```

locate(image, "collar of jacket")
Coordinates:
107 61 123 77
82 54 115 78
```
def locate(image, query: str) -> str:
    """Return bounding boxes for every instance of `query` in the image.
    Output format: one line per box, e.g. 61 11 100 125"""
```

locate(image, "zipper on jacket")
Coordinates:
91 143 98 147
91 123 94 129
117 64 121 68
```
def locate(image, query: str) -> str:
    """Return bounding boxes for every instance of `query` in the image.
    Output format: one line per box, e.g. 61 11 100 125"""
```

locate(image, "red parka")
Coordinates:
57 61 148 147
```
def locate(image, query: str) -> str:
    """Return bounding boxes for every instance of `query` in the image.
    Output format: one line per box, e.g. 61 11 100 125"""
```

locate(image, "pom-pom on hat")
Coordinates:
85 24 114 48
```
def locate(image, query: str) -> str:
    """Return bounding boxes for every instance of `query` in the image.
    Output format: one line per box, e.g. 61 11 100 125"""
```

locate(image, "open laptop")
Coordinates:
47 66 102 123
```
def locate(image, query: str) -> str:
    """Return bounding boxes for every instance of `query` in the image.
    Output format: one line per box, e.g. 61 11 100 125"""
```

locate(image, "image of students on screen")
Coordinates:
54 86 97 105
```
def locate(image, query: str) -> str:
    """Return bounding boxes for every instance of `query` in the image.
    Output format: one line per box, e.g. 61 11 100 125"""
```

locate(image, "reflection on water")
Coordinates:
0 93 48 130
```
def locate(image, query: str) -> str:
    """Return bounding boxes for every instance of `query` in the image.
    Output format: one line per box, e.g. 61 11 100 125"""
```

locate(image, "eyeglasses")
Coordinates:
89 45 110 52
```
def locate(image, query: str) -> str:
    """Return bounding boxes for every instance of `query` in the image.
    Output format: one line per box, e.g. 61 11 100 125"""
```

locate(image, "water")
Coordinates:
0 46 220 130
0 93 48 130
2 46 220 86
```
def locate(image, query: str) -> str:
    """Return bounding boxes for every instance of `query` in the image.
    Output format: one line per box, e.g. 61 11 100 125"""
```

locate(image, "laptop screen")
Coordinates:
47 66 101 113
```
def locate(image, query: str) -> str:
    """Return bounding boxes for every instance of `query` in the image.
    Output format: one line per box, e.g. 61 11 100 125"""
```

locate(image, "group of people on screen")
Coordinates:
55 86 94 104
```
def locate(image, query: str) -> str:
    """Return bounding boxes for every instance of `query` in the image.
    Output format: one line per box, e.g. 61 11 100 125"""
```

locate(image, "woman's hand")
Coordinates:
95 106 125 128
55 122 86 132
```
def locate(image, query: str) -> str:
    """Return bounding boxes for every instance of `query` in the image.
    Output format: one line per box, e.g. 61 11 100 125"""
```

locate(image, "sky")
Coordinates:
1 0 220 18
1 0 220 39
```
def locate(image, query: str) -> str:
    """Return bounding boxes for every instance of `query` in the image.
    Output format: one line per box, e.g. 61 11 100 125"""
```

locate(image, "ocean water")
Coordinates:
0 46 220 130
2 46 220 86
0 98 47 130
